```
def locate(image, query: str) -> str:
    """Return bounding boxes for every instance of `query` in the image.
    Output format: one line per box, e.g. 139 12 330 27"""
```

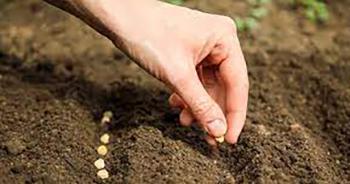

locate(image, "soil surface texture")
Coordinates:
0 0 349 183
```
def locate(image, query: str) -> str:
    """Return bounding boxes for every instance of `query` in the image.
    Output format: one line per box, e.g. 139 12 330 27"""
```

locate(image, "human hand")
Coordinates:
99 0 248 145
47 0 249 145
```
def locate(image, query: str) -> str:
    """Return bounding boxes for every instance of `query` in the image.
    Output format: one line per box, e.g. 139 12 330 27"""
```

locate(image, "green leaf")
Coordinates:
305 8 317 22
235 17 246 32
250 7 268 19
245 17 259 31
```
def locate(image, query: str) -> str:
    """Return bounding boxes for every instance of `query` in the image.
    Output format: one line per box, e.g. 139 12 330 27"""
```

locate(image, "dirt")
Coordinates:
0 0 349 183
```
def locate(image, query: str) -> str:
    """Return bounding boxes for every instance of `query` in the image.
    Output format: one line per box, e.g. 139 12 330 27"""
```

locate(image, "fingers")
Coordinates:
170 68 227 138
168 93 186 108
179 108 193 126
204 135 218 147
169 93 194 126
220 36 249 144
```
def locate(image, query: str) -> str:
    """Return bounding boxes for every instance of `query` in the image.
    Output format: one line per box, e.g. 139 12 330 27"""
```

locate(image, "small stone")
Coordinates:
256 124 271 136
5 138 26 155
94 158 105 169
224 174 236 184
97 169 109 179
290 123 302 131
100 134 110 144
10 163 25 174
215 136 225 143
97 145 108 156
336 160 340 164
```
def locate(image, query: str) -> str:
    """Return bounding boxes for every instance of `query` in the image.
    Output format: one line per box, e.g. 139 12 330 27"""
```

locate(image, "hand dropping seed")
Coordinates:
100 133 110 144
97 169 109 179
97 145 108 156
94 158 105 169
215 136 225 143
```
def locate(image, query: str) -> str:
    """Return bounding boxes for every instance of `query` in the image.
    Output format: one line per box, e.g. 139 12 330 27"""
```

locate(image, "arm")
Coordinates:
44 0 249 145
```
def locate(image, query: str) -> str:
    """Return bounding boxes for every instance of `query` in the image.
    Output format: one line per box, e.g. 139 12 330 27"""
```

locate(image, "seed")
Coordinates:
101 116 111 124
97 169 109 179
215 136 225 143
101 111 113 125
103 111 113 119
97 145 108 156
94 158 105 169
100 134 110 144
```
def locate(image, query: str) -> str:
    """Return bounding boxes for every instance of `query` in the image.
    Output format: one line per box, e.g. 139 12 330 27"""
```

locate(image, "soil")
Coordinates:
0 0 349 183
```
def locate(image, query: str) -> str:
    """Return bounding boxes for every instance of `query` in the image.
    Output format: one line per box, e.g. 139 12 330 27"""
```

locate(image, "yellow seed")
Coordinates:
97 169 109 179
103 111 113 119
215 136 225 143
100 134 110 144
94 158 105 169
101 116 111 124
97 145 108 156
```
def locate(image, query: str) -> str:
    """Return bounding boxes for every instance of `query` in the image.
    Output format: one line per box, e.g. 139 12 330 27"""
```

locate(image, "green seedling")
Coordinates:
245 17 259 30
235 0 271 32
248 0 271 6
292 0 329 23
235 17 246 32
235 17 259 32
250 7 269 19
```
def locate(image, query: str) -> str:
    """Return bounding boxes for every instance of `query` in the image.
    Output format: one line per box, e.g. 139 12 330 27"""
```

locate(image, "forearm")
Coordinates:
43 0 157 45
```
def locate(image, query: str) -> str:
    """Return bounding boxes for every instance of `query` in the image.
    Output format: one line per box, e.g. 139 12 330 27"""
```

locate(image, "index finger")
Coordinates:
219 36 249 144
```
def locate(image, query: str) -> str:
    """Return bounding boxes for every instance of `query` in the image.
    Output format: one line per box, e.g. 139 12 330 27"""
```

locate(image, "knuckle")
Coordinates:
218 16 237 34
169 72 191 87
163 59 193 86
191 98 215 117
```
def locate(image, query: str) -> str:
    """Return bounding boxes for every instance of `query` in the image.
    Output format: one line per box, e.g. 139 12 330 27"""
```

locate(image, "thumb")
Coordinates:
170 70 227 138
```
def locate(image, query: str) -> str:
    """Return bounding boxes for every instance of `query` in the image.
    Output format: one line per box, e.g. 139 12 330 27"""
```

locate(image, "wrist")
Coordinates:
84 0 160 44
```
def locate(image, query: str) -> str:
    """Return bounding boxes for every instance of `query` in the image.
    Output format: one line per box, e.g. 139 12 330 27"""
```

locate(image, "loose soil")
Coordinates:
0 0 349 183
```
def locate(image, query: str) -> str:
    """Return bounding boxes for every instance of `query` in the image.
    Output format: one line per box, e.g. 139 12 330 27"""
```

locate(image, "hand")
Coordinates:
46 0 249 145
101 0 248 145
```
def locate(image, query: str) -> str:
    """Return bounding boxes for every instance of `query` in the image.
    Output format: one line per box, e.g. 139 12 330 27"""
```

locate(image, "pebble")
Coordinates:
97 169 109 179
5 138 26 155
256 124 271 136
290 123 302 131
215 136 225 143
97 145 108 156
100 134 110 144
94 158 105 169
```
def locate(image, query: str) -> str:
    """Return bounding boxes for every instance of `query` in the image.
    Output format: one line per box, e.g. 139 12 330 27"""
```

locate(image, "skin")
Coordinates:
44 0 249 145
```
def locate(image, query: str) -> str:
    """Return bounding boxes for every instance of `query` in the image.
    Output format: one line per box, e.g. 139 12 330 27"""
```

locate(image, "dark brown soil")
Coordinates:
0 0 349 183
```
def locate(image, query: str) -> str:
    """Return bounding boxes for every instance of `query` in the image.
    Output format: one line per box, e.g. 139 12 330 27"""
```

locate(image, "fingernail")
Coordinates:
207 119 226 137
